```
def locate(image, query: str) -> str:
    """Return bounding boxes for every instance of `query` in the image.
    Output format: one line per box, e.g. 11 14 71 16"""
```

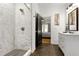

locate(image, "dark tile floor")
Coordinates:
5 49 27 56
31 44 64 56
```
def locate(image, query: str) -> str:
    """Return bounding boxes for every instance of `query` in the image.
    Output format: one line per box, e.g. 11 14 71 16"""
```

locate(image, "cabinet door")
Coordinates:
58 34 65 53
65 35 79 56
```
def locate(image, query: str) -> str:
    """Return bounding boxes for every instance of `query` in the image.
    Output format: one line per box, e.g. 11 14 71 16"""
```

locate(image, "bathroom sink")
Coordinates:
63 31 74 34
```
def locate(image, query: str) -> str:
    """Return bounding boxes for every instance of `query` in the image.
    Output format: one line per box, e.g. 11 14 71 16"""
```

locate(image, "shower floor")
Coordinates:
4 49 27 56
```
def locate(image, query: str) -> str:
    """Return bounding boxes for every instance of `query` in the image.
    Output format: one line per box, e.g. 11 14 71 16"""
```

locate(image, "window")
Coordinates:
42 24 48 32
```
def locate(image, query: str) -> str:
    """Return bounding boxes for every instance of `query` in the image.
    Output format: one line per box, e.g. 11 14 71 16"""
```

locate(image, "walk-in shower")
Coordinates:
0 3 32 56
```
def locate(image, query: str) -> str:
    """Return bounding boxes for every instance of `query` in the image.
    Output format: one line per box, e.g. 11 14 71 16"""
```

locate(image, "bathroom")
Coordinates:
0 3 79 56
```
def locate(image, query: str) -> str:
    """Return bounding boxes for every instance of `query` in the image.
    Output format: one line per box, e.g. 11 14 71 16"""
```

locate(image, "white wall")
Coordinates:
51 4 67 44
0 4 15 55
15 3 32 50
38 3 67 44
31 3 40 53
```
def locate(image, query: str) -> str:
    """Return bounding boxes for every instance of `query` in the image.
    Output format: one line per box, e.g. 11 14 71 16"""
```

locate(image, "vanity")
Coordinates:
59 32 79 56
58 3 79 56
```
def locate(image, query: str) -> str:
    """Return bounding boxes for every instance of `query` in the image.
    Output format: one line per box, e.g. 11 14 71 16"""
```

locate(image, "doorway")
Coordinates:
42 17 51 44
35 14 51 48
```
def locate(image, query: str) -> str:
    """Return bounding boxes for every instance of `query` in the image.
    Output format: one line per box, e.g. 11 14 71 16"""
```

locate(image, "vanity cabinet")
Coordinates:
59 33 79 56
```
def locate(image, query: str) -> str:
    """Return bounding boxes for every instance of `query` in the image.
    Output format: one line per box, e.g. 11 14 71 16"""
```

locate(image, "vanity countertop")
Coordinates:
59 31 79 36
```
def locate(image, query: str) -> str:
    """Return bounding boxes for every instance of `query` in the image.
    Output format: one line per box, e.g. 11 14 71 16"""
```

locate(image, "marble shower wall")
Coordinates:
0 4 15 55
15 3 32 50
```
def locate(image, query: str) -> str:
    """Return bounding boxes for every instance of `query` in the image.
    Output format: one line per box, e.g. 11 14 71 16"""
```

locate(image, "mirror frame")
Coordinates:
68 8 78 31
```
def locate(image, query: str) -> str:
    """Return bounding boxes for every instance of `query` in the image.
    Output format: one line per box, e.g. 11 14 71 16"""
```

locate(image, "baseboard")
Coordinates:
31 48 36 53
51 42 58 45
23 49 32 56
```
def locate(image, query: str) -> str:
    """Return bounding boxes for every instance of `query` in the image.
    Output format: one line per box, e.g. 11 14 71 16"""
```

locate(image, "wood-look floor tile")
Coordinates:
31 44 64 56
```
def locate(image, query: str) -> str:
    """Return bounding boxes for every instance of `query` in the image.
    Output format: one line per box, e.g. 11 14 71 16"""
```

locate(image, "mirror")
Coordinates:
68 8 78 31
